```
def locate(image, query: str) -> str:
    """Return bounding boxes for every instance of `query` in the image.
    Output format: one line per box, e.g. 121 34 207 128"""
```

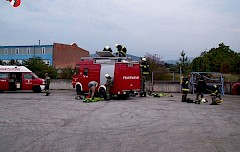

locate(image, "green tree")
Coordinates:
191 43 240 74
23 57 58 78
165 63 178 72
7 59 21 65
229 54 240 74
176 50 190 76
58 66 74 79
145 52 168 80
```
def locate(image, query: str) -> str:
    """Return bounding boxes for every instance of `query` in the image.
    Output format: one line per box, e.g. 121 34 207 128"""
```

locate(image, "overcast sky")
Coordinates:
1 0 240 60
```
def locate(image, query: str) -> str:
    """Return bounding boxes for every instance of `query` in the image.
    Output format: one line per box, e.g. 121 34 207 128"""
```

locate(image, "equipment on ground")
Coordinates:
83 97 104 102
186 98 194 103
45 92 51 96
195 98 208 104
148 91 173 98
75 96 83 100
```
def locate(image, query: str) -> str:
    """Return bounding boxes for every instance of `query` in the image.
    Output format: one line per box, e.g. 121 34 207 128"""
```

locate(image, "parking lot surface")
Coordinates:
0 91 239 152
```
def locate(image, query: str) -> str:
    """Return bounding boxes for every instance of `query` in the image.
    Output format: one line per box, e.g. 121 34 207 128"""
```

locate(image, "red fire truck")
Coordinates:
0 66 45 92
72 52 141 98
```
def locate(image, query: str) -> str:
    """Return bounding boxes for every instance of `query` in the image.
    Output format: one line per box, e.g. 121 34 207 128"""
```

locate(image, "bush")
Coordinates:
223 74 240 82
57 67 74 79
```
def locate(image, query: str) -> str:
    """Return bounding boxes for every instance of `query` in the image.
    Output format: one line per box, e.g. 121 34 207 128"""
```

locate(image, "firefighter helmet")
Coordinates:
105 46 110 50
115 44 119 47
142 57 146 61
105 74 110 78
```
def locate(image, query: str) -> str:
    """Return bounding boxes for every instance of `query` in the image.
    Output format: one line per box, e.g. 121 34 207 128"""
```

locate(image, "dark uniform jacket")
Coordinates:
116 45 127 57
141 61 150 75
182 77 189 92
196 76 206 93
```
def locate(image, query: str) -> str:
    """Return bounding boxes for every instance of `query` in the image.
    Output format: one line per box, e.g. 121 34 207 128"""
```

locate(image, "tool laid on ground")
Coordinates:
83 97 104 102
148 91 173 98
75 95 83 100
195 98 208 104
186 98 194 103
46 92 51 96
75 93 105 102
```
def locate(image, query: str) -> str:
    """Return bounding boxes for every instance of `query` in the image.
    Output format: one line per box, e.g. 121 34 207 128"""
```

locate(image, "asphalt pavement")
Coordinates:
0 90 239 152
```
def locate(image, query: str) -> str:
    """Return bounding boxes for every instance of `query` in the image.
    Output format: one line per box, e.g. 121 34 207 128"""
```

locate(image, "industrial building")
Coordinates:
0 42 89 68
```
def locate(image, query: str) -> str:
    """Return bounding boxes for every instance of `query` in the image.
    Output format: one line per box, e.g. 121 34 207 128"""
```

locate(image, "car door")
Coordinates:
21 73 33 90
82 66 90 91
0 72 9 91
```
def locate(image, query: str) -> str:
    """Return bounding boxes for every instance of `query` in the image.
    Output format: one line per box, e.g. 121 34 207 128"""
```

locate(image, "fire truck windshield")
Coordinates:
32 73 39 78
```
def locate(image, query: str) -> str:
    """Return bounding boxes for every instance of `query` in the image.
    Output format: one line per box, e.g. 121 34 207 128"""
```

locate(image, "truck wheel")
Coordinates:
99 87 107 99
32 85 41 93
76 85 82 95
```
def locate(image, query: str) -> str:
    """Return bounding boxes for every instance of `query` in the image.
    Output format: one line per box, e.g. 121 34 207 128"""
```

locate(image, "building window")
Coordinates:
4 48 8 55
42 47 45 54
27 47 31 54
15 48 19 55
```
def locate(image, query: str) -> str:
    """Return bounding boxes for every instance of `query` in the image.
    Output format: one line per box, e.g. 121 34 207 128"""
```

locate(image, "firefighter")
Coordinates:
210 85 223 105
44 73 51 96
103 46 113 52
181 76 190 102
115 44 127 57
88 81 98 99
104 74 112 100
140 57 150 97
195 74 206 104
141 58 150 75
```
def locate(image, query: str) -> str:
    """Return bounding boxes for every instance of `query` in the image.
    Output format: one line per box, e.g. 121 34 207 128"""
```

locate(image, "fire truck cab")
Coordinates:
72 52 141 98
0 66 45 92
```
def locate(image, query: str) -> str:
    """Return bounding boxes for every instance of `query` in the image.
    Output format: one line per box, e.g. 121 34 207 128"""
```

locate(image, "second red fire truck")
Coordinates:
72 52 141 98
